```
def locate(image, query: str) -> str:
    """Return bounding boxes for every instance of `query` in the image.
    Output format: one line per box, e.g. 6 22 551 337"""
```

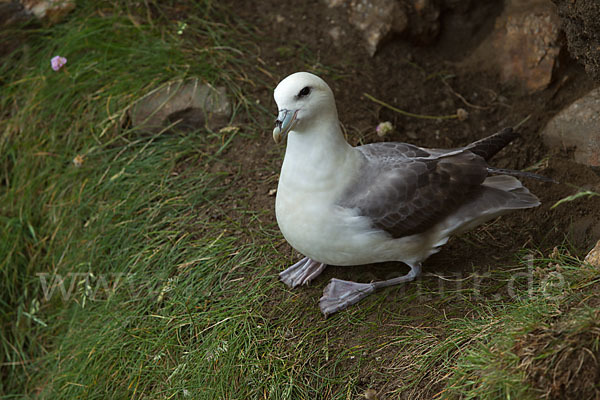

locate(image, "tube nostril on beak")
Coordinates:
272 109 299 144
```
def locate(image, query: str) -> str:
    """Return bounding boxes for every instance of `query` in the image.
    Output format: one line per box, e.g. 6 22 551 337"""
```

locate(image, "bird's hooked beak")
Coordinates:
272 109 299 144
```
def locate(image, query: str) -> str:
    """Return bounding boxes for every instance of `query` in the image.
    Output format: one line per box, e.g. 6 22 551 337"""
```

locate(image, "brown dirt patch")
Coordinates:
553 0 600 82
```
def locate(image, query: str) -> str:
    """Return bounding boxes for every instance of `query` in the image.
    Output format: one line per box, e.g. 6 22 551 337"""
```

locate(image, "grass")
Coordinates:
442 249 598 399
1 1 599 399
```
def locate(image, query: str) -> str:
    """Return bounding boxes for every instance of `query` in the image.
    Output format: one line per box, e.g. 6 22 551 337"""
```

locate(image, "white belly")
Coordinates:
276 193 367 263
275 186 436 266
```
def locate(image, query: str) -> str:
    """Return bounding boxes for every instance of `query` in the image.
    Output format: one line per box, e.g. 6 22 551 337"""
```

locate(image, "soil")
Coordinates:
553 0 600 83
201 0 600 396
221 0 600 258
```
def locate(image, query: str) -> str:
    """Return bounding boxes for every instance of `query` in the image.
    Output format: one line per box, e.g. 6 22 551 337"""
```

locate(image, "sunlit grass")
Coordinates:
0 0 250 395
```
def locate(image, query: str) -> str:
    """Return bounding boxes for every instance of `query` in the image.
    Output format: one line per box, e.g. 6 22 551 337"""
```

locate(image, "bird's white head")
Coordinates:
272 72 338 144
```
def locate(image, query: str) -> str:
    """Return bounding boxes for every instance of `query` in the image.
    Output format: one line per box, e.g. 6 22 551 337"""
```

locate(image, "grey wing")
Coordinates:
339 143 489 238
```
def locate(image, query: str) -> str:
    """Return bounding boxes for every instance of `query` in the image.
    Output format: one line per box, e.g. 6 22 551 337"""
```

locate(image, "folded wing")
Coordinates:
339 143 490 238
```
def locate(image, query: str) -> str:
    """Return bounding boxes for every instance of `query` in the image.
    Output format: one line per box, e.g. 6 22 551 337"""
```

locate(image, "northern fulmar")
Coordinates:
272 72 541 316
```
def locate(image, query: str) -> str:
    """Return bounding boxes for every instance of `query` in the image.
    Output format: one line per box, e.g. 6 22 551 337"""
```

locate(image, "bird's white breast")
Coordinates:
275 138 399 265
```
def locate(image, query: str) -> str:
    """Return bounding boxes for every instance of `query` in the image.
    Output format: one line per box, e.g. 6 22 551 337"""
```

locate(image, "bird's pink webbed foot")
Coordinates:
319 263 422 316
279 256 326 288
319 279 375 317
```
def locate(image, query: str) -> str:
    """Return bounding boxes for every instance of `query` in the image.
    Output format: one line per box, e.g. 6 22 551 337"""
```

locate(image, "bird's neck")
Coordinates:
280 118 360 195
287 117 351 155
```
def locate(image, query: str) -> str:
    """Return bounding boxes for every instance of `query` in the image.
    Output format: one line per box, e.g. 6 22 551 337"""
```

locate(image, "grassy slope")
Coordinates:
1 2 599 399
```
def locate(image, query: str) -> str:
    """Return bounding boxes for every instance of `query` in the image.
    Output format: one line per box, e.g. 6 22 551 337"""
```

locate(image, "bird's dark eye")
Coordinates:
298 86 311 97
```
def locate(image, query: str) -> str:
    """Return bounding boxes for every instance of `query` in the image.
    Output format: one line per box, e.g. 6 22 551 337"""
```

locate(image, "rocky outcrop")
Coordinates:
481 0 563 93
324 0 441 56
542 87 600 168
22 0 75 24
345 0 408 56
130 79 232 133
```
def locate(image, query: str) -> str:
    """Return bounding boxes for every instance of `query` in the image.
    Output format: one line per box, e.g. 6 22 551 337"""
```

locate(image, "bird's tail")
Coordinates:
466 127 557 183
435 175 540 241
465 127 519 161
486 167 558 183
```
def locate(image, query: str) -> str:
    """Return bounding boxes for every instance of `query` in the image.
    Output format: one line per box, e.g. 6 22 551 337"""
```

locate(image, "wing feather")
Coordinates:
339 143 488 238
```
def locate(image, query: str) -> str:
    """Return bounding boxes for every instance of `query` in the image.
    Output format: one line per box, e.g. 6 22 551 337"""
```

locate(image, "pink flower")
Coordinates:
376 121 393 137
51 56 67 71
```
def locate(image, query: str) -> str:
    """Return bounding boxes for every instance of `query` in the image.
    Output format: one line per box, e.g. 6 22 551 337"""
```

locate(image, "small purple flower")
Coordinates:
51 56 67 71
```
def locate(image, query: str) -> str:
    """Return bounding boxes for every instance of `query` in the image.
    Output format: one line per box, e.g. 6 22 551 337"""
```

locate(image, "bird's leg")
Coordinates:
319 263 422 316
279 256 326 288
371 263 421 290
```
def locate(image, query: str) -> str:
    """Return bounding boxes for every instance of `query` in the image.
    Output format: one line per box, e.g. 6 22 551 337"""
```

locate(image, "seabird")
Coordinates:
272 72 540 316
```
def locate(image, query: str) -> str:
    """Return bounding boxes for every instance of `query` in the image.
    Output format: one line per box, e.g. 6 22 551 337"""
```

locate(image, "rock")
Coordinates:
324 0 440 56
130 79 231 133
552 0 600 83
347 0 408 56
21 0 75 25
472 0 562 93
542 87 600 168
585 240 600 268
